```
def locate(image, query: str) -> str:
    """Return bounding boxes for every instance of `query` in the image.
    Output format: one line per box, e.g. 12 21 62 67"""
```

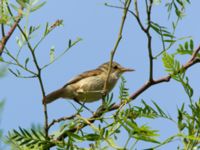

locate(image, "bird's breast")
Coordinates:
63 75 118 102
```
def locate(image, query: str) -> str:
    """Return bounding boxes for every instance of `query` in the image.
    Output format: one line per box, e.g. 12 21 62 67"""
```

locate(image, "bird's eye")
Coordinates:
113 65 118 69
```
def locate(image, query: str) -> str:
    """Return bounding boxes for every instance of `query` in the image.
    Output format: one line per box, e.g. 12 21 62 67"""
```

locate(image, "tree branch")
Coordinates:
47 43 200 148
6 4 49 140
133 0 147 32
48 114 77 130
107 0 154 82
103 0 132 94
1 0 5 38
0 3 23 56
145 0 154 82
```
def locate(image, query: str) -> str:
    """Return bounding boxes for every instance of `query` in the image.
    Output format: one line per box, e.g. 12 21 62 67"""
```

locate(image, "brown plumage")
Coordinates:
45 61 134 104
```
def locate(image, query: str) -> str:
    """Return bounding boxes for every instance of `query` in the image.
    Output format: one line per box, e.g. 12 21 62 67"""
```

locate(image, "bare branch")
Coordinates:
48 114 77 130
103 0 132 94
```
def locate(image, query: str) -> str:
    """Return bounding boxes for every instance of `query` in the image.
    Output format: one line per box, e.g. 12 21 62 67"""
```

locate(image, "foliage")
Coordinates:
162 43 193 98
0 64 6 148
7 127 50 150
165 0 191 19
119 76 129 101
0 0 200 149
0 101 5 148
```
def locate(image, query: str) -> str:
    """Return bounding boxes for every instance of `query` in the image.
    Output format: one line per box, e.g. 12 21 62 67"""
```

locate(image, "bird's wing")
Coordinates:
63 69 102 88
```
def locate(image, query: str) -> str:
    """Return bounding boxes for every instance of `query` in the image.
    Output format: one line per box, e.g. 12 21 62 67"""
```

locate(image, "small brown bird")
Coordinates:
45 61 134 105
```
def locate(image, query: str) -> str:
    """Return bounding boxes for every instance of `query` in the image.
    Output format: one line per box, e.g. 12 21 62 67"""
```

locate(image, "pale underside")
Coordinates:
61 73 118 102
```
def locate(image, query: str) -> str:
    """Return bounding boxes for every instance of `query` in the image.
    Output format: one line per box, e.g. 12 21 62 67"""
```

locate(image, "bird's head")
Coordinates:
99 61 134 78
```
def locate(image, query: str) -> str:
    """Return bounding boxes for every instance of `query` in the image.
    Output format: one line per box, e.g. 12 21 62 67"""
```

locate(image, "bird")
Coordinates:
45 61 134 106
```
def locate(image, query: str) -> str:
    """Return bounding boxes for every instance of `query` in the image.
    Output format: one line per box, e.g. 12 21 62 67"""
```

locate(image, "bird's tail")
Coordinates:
45 88 64 104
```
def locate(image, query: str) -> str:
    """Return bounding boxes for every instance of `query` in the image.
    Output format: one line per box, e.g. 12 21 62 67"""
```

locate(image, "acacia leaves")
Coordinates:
165 0 191 18
162 51 193 98
177 101 200 149
8 127 51 149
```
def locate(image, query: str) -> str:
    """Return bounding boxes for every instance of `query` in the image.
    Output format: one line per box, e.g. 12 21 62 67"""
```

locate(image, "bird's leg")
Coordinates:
73 99 94 114
101 89 108 107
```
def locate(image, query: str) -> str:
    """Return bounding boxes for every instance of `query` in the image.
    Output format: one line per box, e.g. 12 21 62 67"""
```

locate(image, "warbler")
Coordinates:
46 61 134 104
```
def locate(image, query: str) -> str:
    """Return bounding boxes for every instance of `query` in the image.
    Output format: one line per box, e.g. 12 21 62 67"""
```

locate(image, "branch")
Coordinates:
145 0 153 82
0 3 23 56
6 4 49 139
105 1 146 32
133 0 147 32
47 43 200 148
128 44 200 100
103 0 132 94
106 0 154 82
1 0 5 37
48 114 77 130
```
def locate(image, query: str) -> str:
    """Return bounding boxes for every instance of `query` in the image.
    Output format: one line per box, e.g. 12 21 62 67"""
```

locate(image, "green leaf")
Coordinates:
119 76 129 100
83 133 100 141
16 69 21 76
49 46 55 63
43 22 49 36
16 0 27 7
25 58 29 68
29 25 40 35
164 39 176 43
0 57 4 62
190 39 194 50
10 3 19 12
30 1 46 12
69 37 82 48
163 33 175 38
0 101 4 111
31 129 41 140
162 52 181 75
16 36 22 48
8 127 48 149
68 39 72 48
8 68 18 77
152 101 169 118
176 40 200 57
184 42 188 50
106 137 124 149
176 0 184 6
0 66 7 77
177 49 193 55
148 135 177 149
150 23 161 34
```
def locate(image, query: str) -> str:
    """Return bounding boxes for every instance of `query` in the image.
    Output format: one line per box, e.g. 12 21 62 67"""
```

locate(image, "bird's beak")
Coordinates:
120 67 135 73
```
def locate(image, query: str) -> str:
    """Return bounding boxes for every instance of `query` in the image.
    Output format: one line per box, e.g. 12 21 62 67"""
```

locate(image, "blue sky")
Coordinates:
1 0 200 149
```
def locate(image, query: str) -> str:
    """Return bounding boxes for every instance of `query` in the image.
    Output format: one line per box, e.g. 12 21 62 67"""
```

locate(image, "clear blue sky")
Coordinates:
1 0 200 149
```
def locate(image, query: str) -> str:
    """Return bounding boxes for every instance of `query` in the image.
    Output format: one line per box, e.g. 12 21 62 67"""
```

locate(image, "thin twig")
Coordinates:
105 0 153 82
4 48 37 75
134 0 146 32
1 0 5 37
48 114 77 130
103 0 132 94
41 38 81 70
6 4 49 139
145 0 154 82
105 1 146 32
0 3 23 56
